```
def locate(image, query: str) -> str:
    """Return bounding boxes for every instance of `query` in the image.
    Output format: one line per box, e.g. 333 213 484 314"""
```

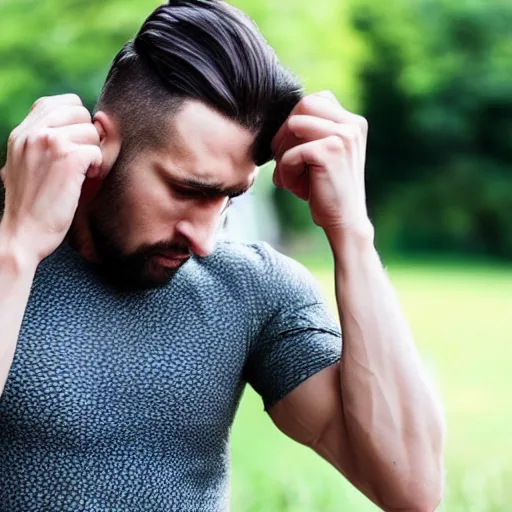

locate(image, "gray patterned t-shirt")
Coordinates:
0 240 341 511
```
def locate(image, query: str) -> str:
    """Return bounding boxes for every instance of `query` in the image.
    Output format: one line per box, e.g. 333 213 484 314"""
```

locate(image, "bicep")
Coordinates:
268 363 354 472
268 363 378 502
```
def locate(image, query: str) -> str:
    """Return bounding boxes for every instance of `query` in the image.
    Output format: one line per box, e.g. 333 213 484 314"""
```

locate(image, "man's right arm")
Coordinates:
0 93 103 398
0 230 37 396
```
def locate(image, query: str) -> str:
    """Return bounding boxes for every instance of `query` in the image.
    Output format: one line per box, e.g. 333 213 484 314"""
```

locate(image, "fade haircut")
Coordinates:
95 0 303 166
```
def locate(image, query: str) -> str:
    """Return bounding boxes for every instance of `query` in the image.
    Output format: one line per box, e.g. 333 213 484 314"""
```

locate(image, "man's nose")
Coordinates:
174 201 227 258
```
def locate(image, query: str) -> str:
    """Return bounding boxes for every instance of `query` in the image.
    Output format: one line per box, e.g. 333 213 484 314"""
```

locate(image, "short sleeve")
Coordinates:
243 244 342 410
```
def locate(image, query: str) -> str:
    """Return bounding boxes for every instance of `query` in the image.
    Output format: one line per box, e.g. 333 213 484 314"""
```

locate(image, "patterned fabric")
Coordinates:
0 241 341 511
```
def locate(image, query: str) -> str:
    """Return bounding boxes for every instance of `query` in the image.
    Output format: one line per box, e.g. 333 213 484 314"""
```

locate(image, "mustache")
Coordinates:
138 241 191 258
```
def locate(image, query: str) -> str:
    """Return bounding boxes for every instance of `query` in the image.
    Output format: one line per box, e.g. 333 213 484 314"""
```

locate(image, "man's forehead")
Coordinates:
159 99 257 184
171 101 254 159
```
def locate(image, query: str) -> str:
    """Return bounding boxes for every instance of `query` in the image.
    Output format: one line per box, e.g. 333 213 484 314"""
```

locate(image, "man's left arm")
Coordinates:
268 91 445 512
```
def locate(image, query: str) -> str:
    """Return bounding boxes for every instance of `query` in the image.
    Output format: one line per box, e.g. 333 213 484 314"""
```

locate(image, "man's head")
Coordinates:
76 0 302 290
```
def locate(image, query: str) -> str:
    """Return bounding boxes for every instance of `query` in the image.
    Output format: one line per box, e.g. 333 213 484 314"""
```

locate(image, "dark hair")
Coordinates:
96 0 303 166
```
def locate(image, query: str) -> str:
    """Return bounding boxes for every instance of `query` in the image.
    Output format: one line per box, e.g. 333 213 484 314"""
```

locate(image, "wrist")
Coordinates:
326 223 381 279
324 219 375 258
0 222 40 276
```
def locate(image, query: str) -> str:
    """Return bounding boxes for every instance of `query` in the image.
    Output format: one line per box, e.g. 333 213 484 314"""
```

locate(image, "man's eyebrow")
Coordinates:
177 177 255 198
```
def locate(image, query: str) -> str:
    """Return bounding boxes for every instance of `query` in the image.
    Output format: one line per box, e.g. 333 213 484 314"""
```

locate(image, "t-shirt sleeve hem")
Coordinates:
262 350 342 412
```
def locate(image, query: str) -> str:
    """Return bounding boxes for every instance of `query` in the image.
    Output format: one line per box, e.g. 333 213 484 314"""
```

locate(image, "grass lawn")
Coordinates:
230 257 512 511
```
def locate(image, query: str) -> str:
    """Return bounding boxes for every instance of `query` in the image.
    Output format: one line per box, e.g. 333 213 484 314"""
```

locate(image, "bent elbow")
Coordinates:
384 467 445 512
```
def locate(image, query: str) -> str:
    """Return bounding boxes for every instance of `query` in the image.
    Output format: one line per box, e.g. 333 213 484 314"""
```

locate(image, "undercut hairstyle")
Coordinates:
95 0 303 166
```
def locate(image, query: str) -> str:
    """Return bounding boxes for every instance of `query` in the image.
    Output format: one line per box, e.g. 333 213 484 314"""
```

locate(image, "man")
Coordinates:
0 1 445 510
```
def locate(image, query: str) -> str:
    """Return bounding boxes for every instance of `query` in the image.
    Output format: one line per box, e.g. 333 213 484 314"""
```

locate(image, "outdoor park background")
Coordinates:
0 0 511 510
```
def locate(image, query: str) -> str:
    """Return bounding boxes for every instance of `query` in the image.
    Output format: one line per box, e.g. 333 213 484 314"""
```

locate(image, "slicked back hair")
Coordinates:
96 0 303 166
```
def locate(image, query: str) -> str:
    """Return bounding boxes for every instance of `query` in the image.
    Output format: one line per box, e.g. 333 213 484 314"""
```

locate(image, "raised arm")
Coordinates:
0 94 102 397
0 232 38 396
268 91 445 511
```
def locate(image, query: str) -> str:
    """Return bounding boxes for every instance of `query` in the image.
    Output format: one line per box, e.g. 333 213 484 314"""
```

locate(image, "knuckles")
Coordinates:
314 90 338 103
324 135 345 155
336 126 358 144
24 131 71 160
65 93 82 105
74 105 92 123
25 130 51 150
46 105 91 125
297 94 321 113
286 115 301 133
31 96 49 111
355 115 369 134
45 134 72 159
8 127 20 148
31 93 83 112
295 93 369 135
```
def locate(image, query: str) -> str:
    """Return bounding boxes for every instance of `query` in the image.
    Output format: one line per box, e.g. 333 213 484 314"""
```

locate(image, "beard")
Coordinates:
89 215 190 292
83 161 190 292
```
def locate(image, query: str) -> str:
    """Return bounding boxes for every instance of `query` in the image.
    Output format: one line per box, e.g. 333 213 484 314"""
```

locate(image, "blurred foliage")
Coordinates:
355 0 512 259
0 0 511 258
271 0 512 259
0 0 161 133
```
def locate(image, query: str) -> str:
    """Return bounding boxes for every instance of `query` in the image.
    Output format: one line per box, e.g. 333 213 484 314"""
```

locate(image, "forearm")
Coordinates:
328 226 445 511
0 226 37 397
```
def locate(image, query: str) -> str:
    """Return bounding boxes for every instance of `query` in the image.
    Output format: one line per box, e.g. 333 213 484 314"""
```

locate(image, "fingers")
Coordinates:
26 94 85 129
48 123 100 147
16 95 90 141
29 95 84 124
41 131 102 179
276 136 344 196
274 115 362 163
288 115 359 143
272 95 343 149
314 90 339 105
74 144 103 179
303 92 366 128
274 137 339 201
9 107 93 162
272 92 367 157
5 94 101 181
48 124 102 178
273 162 310 201
286 115 364 164
29 94 83 114
43 105 92 129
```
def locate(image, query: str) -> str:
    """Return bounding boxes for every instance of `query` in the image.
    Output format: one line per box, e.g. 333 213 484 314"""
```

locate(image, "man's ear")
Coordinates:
78 111 122 207
93 110 122 179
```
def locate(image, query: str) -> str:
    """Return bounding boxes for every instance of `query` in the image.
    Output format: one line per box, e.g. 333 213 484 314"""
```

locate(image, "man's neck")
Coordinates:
68 207 100 264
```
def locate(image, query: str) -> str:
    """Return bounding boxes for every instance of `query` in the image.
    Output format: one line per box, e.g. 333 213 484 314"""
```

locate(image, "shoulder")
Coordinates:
201 239 323 302
206 239 311 278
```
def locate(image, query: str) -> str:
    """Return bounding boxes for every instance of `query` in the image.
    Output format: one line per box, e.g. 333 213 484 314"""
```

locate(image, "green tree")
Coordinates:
351 0 512 258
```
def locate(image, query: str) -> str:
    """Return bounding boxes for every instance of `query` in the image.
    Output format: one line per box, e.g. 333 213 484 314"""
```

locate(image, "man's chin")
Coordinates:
144 258 185 286
99 259 183 292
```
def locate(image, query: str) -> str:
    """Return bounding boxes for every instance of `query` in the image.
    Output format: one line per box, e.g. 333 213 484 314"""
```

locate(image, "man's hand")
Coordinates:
0 94 102 266
272 91 371 238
